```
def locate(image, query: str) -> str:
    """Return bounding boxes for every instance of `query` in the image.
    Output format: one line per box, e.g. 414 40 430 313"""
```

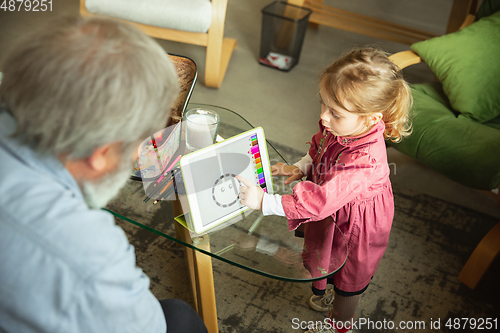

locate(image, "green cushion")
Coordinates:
389 83 500 190
411 11 500 123
410 81 453 111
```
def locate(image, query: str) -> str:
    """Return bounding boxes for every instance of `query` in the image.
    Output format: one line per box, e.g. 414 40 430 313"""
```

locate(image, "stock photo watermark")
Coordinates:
137 121 399 202
291 317 498 331
1 0 53 12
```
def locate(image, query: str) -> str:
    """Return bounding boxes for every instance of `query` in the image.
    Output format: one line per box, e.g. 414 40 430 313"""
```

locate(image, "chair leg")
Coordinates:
192 236 219 333
458 222 500 289
287 0 305 6
205 37 237 88
305 0 323 29
173 200 218 332
446 0 479 34
204 0 236 88
173 201 199 310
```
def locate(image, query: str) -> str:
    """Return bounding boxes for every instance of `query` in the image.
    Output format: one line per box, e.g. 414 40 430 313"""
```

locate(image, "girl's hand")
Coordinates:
271 162 304 185
236 175 264 210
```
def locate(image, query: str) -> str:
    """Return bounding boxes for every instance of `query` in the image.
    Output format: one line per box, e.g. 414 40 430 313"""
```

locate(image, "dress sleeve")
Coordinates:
281 150 382 231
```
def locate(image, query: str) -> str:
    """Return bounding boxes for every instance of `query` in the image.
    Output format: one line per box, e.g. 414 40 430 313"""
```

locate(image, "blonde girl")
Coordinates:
237 47 412 333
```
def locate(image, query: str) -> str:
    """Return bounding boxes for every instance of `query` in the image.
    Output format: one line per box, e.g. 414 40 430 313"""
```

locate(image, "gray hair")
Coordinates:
0 16 179 159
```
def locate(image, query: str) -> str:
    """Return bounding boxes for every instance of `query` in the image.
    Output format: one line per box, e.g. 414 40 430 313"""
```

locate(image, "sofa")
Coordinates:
388 2 500 289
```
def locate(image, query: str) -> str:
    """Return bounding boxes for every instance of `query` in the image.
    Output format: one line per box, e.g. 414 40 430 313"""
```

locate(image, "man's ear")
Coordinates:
87 145 110 172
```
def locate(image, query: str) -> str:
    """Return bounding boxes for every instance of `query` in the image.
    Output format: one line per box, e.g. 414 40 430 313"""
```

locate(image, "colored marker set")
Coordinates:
249 134 267 193
143 159 180 204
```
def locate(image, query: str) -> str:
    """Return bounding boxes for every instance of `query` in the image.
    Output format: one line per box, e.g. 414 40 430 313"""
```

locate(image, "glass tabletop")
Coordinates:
106 103 347 282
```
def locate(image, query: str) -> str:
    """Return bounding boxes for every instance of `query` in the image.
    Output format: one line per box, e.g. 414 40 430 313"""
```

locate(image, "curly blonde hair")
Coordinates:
319 47 412 142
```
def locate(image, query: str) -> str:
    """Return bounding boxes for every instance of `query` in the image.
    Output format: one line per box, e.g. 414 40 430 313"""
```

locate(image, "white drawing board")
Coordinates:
179 127 274 234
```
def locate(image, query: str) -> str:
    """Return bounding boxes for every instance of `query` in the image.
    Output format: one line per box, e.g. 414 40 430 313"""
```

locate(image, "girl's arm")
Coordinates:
262 153 312 215
236 176 287 216
293 153 313 176
262 193 286 216
270 152 312 186
282 151 385 230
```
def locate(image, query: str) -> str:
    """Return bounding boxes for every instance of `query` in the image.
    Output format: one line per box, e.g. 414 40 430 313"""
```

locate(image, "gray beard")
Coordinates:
81 162 132 209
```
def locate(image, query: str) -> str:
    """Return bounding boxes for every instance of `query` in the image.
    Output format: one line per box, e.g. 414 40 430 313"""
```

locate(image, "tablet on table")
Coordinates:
179 127 274 234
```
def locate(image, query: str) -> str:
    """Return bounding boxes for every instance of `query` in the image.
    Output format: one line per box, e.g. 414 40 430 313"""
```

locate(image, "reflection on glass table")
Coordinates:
105 103 347 333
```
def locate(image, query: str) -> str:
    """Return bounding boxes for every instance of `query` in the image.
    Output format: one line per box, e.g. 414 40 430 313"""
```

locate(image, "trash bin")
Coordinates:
259 1 312 71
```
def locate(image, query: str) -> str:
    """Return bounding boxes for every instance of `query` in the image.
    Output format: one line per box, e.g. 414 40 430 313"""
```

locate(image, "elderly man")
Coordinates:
0 16 207 333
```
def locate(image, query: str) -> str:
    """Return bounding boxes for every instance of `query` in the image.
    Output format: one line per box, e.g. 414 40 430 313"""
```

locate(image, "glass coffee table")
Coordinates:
106 103 347 333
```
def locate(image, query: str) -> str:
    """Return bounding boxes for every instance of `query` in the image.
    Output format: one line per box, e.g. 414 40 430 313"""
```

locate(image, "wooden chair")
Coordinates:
166 54 197 126
130 53 196 182
80 0 236 88
287 0 478 45
388 12 500 290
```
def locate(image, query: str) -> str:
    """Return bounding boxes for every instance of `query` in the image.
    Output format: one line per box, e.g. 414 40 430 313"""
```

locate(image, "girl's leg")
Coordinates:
305 292 360 333
329 280 369 322
330 292 359 322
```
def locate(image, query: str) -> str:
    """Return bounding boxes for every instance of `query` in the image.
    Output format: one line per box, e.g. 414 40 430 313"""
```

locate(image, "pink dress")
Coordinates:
282 120 394 292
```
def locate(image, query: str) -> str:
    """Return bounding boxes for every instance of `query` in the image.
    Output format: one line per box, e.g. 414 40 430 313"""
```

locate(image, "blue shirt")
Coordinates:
0 111 166 333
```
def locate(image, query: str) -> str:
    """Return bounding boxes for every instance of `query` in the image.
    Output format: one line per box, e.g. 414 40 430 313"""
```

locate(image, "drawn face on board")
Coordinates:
212 173 242 208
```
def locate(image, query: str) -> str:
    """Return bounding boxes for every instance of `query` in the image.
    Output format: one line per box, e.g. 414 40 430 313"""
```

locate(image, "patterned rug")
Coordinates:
107 141 499 333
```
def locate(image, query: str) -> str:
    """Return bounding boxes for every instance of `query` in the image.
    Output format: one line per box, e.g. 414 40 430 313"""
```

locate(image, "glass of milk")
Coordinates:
184 108 220 151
